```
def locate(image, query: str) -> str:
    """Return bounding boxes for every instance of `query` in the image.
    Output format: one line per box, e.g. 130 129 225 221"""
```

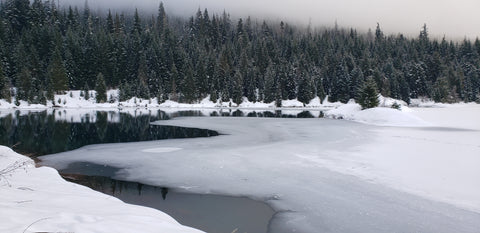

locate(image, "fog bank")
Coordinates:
61 0 480 39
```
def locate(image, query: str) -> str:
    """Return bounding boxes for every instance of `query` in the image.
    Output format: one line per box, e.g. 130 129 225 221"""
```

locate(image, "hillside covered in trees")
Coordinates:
0 0 479 106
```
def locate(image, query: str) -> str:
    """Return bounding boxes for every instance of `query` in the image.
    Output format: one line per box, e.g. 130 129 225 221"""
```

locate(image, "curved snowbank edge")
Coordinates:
0 146 203 233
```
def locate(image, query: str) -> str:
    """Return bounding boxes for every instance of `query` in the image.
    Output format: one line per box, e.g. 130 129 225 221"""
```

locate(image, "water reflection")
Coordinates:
60 162 275 233
0 110 217 157
219 109 324 118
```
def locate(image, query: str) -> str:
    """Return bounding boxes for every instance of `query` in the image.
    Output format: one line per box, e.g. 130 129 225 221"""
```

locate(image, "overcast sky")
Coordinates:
63 0 480 39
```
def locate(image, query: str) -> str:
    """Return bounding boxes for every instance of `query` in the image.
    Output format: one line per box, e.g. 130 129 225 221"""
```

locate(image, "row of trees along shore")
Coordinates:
0 0 479 106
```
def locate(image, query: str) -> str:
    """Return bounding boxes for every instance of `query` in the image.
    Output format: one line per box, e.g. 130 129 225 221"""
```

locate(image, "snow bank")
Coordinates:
378 95 408 108
0 99 47 109
324 102 362 119
321 95 344 107
281 98 304 107
353 108 430 126
306 96 321 107
409 98 440 107
0 99 15 109
238 97 275 108
159 96 218 108
0 146 202 233
1 91 476 115
0 91 362 111
325 102 430 127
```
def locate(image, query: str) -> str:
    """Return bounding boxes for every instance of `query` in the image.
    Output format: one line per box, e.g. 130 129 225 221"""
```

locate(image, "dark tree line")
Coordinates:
0 0 479 105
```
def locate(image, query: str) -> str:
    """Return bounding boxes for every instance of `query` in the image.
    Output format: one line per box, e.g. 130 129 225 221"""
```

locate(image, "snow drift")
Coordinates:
325 102 430 127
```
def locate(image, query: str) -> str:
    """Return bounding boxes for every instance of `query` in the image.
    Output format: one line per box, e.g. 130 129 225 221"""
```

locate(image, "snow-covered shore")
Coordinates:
0 90 339 110
0 147 203 233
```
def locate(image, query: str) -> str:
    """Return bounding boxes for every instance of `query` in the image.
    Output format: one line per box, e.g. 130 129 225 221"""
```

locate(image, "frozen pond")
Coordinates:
0 108 324 157
0 108 326 233
39 114 480 233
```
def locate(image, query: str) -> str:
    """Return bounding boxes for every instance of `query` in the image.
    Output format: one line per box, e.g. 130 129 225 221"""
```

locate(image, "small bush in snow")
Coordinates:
391 102 401 110
109 94 115 103
0 160 30 187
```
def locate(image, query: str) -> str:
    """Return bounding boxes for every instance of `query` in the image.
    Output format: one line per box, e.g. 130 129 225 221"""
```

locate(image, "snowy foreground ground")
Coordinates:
0 147 203 232
35 103 480 233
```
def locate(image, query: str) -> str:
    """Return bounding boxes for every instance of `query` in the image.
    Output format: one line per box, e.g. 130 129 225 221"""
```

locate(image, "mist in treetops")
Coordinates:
59 0 480 39
0 0 479 106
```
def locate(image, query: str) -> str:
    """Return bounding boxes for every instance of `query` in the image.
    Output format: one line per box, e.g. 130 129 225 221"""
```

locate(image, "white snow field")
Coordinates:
325 103 480 212
0 147 203 233
40 104 480 233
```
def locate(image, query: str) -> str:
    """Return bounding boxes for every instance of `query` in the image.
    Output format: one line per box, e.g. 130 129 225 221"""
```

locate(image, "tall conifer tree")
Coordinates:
48 48 68 94
95 73 107 103
356 77 380 109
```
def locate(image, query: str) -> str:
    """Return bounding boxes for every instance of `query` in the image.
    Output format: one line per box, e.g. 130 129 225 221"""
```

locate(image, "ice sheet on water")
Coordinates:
41 116 480 233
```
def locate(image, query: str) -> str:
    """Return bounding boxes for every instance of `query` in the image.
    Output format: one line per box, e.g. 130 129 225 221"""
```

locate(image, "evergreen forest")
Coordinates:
0 0 479 105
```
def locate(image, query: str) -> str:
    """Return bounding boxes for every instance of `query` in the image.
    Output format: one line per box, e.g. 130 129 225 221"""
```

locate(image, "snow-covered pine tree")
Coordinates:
132 8 142 35
181 62 196 103
95 73 107 103
156 80 165 103
136 54 150 99
16 67 32 103
170 63 179 102
0 63 11 102
245 67 256 102
157 2 168 35
349 66 364 99
196 57 209 97
3 0 31 34
285 66 296 100
334 62 351 103
263 65 276 103
48 48 68 94
432 76 450 103
297 74 315 105
356 77 379 110
316 77 326 102
83 83 90 100
232 69 243 105
106 10 114 34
